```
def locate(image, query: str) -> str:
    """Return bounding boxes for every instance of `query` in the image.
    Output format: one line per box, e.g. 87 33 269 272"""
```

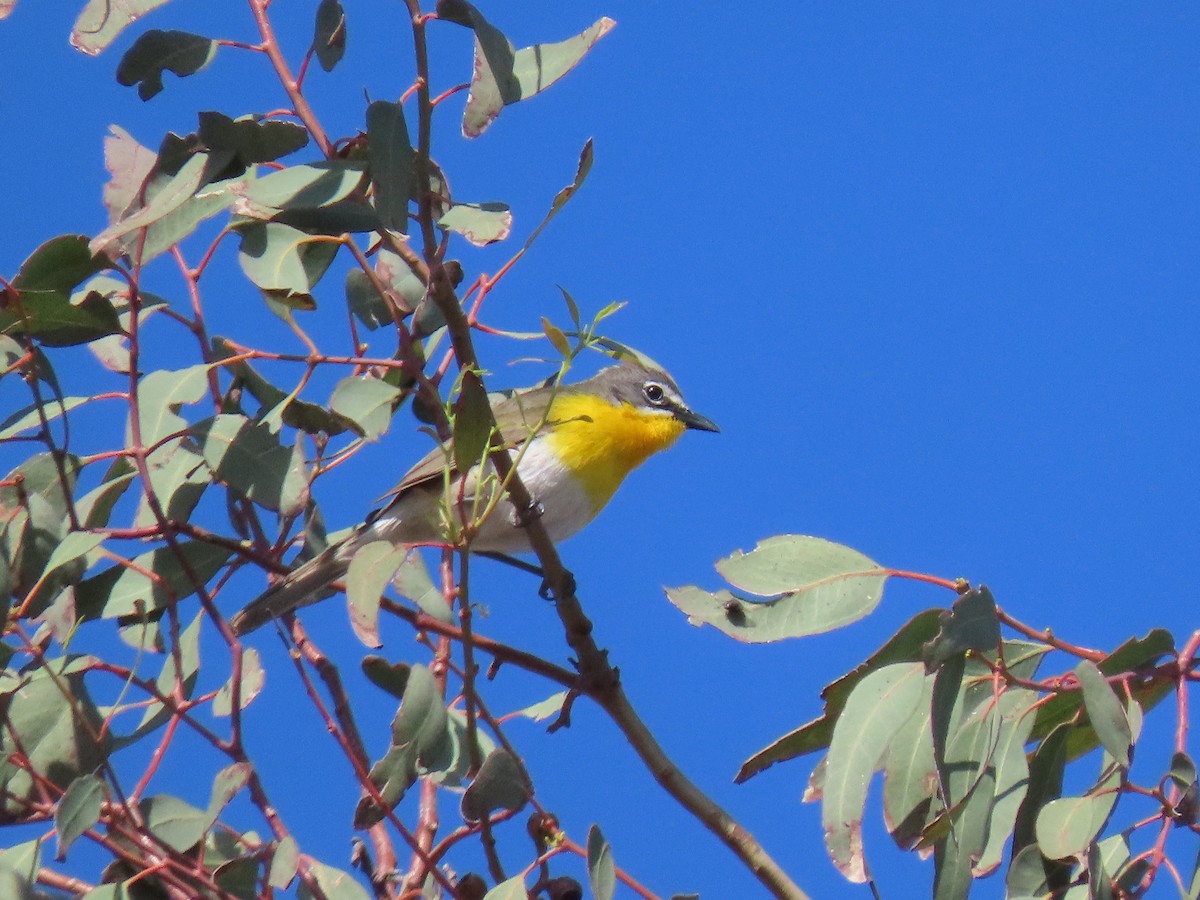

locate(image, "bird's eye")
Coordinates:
643 382 665 404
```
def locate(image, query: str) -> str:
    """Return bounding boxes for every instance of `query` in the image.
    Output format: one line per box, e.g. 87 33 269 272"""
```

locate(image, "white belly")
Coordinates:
364 439 597 555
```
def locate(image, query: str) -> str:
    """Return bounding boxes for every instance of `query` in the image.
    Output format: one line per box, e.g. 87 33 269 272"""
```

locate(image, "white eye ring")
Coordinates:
643 382 666 404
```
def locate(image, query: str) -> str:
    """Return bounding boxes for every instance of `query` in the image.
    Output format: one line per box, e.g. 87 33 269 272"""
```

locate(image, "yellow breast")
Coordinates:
543 392 686 511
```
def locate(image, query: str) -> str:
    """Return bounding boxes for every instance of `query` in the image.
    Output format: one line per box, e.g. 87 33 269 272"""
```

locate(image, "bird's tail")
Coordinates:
231 538 356 636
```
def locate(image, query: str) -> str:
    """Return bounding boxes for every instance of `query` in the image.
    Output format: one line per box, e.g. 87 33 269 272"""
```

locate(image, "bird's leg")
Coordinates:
477 550 544 579
476 550 575 601
508 497 545 528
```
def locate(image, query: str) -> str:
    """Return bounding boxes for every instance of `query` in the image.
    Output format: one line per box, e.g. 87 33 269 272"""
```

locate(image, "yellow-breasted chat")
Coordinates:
230 359 717 635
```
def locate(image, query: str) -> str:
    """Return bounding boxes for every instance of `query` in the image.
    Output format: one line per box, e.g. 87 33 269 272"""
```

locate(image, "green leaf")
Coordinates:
453 370 493 474
328 376 402 441
212 648 265 716
390 551 453 624
79 884 136 900
346 248 426 331
0 840 38 897
354 743 417 829
55 773 106 859
195 414 305 513
1034 744 1125 863
91 152 212 258
139 793 210 852
922 586 1001 668
197 112 309 167
1074 660 1132 768
242 161 367 211
356 663 453 826
41 531 106 579
1 452 81 602
448 4 616 138
511 691 568 724
77 468 136 530
100 126 158 225
214 857 259 898
0 396 91 439
361 656 410 700
116 29 217 100
74 541 230 620
0 291 123 348
130 612 203 735
586 824 616 900
973 688 1040 875
237 221 339 307
313 0 347 72
737 609 942 781
273 198 382 235
12 235 108 297
668 535 888 643
1035 786 1120 860
1171 750 1198 791
133 363 211 449
366 101 414 233
439 202 512 246
523 142 594 253
541 317 571 358
1 236 117 346
929 651 965 808
821 661 926 883
267 835 299 888
206 762 252 819
213 337 354 436
0 335 25 376
299 862 371 900
71 0 171 53
880 676 936 850
1030 628 1176 758
481 876 528 900
1012 723 1071 858
460 750 529 822
135 442 208 528
392 664 451 767
346 541 408 649
0 661 110 819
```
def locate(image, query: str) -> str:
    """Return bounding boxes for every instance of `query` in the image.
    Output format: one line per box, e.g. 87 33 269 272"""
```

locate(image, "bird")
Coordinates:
230 359 718 635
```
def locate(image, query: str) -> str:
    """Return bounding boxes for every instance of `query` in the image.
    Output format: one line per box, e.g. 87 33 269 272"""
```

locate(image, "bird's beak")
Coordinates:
676 407 719 432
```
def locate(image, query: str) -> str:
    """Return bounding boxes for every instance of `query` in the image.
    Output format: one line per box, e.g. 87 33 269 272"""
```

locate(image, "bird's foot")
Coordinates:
509 497 546 529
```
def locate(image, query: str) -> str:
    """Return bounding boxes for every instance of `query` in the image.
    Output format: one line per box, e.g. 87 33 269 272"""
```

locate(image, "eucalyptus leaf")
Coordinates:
116 29 217 100
668 536 888 642
72 0 171 54
55 774 106 859
366 101 414 233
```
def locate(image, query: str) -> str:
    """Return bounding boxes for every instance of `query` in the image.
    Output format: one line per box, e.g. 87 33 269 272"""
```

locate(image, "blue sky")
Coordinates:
3 1 1200 897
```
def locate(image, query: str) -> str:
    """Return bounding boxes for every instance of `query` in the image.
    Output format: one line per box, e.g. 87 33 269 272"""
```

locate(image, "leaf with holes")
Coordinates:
446 3 617 137
667 535 888 643
116 29 217 100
